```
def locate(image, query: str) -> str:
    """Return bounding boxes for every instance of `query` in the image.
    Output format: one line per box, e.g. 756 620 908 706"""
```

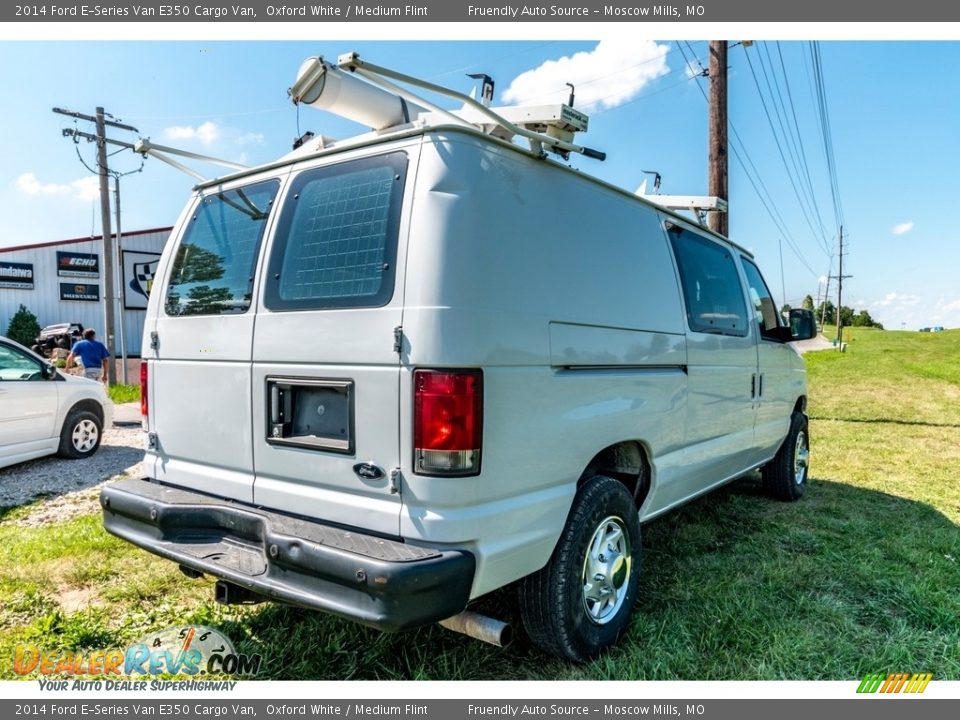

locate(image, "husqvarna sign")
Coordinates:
56 250 100 279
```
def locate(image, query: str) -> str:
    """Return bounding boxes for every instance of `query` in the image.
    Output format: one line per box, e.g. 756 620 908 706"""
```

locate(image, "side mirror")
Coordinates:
42 363 57 380
789 308 817 341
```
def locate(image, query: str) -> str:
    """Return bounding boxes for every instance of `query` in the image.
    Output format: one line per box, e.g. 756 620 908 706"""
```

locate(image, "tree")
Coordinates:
817 300 836 326
852 309 884 330
5 304 41 347
802 294 815 310
839 305 856 328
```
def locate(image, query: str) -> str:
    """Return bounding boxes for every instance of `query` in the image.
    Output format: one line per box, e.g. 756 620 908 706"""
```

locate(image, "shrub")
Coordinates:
5 304 41 347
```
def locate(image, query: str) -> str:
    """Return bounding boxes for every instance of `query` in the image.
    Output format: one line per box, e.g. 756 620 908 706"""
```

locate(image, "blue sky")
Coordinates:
1 40 957 330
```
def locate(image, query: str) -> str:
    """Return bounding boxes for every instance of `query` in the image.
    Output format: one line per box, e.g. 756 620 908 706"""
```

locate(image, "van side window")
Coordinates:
265 153 408 311
740 256 782 339
668 228 748 337
165 180 279 317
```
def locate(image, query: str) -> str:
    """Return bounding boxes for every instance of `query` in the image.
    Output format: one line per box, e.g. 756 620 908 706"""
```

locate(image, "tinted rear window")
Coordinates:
264 152 407 311
165 180 279 317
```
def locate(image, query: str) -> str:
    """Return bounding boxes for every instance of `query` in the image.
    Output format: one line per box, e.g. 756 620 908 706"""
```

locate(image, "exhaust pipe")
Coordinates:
214 580 266 606
438 611 512 647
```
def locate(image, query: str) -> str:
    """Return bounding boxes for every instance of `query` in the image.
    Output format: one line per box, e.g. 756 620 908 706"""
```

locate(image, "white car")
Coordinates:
0 336 113 470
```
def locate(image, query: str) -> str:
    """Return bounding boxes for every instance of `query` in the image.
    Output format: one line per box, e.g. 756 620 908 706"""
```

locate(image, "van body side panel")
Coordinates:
669 332 758 503
398 135 688 596
755 345 807 459
249 143 420 537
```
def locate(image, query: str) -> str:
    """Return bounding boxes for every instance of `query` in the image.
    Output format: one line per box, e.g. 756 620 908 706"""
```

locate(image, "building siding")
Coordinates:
0 228 171 356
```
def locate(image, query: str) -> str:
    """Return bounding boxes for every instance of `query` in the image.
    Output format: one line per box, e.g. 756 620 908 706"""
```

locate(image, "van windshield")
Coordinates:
165 180 279 317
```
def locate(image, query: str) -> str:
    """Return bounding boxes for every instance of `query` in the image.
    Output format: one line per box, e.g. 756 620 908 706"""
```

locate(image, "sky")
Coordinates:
1 39 958 330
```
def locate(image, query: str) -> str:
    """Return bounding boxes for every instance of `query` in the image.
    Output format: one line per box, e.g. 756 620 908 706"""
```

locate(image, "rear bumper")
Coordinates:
100 478 475 631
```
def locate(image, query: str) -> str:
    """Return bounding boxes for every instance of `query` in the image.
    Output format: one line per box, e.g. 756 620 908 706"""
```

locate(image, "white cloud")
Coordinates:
872 292 920 308
16 172 70 196
71 176 100 202
502 39 671 112
15 172 101 202
236 132 264 145
891 221 914 235
163 120 220 145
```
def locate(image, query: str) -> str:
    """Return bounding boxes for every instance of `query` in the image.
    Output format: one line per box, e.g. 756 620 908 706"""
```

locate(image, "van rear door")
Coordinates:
250 150 412 537
147 178 280 503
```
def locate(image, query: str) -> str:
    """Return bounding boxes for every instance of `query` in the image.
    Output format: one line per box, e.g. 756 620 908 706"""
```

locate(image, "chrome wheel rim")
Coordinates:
794 430 809 485
581 516 632 625
72 419 99 453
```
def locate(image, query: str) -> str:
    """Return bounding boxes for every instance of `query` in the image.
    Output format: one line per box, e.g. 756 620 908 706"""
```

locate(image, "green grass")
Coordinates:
107 384 140 404
2 328 958 680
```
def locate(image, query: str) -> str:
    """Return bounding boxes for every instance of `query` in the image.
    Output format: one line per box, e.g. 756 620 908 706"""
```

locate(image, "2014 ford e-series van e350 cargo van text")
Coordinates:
100 52 818 663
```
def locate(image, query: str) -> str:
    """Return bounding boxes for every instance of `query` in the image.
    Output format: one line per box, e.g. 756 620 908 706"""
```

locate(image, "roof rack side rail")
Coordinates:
335 52 606 162
133 139 250 182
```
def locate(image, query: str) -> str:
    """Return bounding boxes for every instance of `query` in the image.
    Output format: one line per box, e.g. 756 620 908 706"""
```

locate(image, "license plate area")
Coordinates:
266 377 354 454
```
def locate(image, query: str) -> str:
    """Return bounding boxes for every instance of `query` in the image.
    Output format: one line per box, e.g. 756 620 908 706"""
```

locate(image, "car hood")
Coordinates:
58 370 100 386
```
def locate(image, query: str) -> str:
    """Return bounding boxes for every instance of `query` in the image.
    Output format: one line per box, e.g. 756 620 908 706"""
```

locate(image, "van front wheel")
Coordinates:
519 476 641 663
762 411 809 501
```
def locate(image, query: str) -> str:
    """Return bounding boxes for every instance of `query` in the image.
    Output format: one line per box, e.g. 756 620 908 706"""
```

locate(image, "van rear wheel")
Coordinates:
762 411 809 501
519 475 641 663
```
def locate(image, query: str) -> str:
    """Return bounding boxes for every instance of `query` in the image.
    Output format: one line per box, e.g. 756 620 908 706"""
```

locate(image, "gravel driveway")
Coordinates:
1 424 145 526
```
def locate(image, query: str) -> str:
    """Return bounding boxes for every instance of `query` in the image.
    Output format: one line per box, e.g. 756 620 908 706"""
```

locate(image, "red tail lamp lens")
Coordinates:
414 369 482 476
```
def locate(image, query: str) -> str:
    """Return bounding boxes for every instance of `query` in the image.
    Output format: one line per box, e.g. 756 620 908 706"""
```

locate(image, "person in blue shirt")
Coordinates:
66 328 110 384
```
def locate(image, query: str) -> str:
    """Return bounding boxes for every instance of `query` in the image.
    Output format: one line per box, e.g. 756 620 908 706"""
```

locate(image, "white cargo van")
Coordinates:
102 53 816 662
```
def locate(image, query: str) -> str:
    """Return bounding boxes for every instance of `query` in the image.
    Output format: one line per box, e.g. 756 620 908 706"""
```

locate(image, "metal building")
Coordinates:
0 227 172 356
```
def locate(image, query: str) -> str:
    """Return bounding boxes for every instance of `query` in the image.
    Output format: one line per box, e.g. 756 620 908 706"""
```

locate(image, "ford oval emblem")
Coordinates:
353 462 385 481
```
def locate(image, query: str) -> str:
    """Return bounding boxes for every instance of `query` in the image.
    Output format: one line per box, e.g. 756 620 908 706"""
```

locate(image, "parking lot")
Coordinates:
0 404 143 525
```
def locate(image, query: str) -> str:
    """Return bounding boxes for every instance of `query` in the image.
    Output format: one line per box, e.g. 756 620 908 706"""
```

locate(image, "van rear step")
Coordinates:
100 478 475 631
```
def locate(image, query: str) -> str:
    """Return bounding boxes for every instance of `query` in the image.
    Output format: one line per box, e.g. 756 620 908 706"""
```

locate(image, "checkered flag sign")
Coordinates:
131 259 159 299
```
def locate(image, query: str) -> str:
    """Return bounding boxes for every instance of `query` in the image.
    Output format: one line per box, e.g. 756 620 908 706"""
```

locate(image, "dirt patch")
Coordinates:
57 586 103 613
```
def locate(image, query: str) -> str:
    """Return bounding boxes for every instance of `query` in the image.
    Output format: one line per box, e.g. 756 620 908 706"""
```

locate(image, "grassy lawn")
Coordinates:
107 384 140 405
2 328 958 680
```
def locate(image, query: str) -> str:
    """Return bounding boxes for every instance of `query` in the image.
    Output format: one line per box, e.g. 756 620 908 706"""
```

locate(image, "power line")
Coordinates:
742 45 830 262
810 41 845 234
678 42 820 277
774 41 832 256
759 42 832 257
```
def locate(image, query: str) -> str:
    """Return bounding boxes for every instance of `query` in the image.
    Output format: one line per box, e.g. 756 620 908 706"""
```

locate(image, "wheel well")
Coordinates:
577 441 651 509
794 396 807 415
68 399 104 427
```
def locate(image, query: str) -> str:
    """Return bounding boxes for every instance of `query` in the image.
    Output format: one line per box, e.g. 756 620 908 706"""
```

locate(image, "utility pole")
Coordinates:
708 40 728 237
53 107 138 386
94 108 117 386
114 175 128 385
820 273 831 328
835 225 852 347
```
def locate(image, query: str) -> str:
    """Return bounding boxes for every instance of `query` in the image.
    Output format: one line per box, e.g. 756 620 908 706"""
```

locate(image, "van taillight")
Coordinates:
414 369 482 476
140 362 148 418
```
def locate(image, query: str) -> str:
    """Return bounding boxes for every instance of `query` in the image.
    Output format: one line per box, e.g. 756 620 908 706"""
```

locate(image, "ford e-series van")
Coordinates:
102 54 816 662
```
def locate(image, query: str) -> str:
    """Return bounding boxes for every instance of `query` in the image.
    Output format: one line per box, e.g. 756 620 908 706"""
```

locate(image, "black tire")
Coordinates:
762 411 810 501
519 475 642 663
57 409 103 459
